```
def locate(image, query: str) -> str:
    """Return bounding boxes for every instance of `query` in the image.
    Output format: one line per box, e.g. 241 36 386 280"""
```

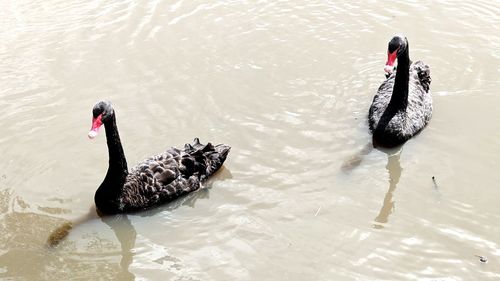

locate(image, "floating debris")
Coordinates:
475 255 488 263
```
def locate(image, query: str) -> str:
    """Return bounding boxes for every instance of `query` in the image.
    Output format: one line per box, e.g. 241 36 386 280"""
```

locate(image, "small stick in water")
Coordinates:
432 176 439 189
314 206 322 217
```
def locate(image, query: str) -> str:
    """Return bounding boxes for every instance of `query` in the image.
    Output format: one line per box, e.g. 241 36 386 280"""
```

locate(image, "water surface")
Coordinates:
1 0 500 280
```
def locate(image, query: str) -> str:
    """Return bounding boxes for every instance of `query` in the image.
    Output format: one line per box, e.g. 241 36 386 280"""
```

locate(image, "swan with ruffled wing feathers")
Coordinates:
88 101 230 214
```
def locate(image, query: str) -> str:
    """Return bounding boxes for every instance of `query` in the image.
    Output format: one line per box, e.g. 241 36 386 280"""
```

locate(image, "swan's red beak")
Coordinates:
88 114 103 139
384 49 398 73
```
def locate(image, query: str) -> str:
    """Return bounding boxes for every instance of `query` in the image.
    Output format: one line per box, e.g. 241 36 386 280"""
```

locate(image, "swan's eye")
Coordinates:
388 45 400 55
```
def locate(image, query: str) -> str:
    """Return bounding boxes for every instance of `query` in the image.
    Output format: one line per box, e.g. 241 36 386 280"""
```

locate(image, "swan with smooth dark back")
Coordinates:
368 35 432 147
88 101 230 214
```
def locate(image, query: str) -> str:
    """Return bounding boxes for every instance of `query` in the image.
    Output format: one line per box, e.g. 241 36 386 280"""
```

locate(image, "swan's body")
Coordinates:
89 101 230 214
368 35 432 147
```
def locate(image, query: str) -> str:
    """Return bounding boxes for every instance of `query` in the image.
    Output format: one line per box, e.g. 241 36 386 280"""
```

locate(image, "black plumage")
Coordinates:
89 101 230 214
368 35 432 147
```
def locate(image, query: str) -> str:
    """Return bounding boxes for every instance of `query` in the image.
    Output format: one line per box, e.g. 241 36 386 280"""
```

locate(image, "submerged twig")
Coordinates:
46 206 99 248
46 221 73 248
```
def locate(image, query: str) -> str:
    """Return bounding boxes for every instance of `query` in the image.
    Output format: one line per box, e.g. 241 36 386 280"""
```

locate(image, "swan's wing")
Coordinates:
412 60 431 93
408 61 433 130
119 138 230 211
369 75 395 131
119 150 185 210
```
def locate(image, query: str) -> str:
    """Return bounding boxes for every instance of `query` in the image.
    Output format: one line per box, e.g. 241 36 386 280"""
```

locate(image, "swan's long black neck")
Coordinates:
95 113 128 212
389 43 410 110
104 114 128 175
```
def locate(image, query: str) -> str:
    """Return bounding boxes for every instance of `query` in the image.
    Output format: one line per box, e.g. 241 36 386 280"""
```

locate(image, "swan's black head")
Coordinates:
88 101 114 139
384 35 408 74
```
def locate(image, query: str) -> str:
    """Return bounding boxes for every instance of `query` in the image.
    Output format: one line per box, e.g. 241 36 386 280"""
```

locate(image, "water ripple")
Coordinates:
1 0 500 280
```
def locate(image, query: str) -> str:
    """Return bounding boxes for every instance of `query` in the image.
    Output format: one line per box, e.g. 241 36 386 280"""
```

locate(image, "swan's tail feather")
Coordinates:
185 138 230 181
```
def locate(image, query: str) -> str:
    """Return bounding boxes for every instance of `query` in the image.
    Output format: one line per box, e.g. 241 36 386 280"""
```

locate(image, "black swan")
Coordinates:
368 35 432 147
88 101 230 214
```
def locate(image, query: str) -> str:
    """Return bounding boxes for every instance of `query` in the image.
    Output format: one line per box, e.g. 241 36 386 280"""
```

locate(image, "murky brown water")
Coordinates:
1 0 500 280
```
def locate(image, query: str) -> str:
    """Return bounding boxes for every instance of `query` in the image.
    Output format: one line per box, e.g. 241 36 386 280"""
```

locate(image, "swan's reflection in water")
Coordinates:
97 187 211 281
341 144 403 228
101 214 136 281
98 166 232 280
373 148 402 228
